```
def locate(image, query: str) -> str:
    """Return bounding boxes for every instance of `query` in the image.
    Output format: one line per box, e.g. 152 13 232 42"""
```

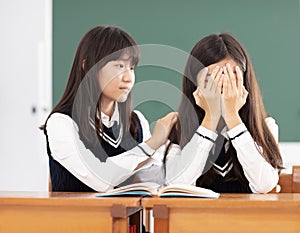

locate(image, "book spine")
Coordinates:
129 224 136 233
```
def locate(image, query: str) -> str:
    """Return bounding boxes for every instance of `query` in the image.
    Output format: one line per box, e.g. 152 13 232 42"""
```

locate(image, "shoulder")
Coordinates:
133 110 149 125
265 117 277 125
265 116 278 129
46 113 79 136
47 112 74 125
133 110 150 130
265 117 279 142
133 110 151 140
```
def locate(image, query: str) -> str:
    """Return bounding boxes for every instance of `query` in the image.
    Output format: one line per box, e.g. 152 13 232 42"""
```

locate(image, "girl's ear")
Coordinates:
82 59 86 71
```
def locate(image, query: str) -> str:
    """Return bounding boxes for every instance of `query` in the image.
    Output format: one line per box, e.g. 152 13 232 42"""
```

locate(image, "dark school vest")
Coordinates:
196 134 252 193
45 112 143 192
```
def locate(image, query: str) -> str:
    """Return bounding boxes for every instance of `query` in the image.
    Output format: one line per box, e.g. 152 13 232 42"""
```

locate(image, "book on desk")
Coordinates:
97 182 220 198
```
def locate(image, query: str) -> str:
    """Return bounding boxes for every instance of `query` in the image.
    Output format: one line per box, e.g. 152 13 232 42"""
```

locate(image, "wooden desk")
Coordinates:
143 194 300 233
0 192 142 233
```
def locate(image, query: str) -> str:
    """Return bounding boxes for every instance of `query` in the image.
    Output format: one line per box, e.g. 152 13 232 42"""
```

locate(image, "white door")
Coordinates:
0 0 52 191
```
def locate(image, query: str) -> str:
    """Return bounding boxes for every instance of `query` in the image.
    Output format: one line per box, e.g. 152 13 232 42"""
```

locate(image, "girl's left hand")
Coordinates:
146 112 178 150
221 64 248 128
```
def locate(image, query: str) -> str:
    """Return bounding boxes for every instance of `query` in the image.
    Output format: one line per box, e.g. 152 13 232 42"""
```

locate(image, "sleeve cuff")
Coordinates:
137 142 156 156
226 123 248 139
197 125 218 141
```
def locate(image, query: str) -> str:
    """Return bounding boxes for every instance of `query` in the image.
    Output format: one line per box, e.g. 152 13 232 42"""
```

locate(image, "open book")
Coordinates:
97 182 220 198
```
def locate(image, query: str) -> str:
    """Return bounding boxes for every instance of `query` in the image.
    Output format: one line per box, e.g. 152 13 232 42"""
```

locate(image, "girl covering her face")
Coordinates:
165 33 282 193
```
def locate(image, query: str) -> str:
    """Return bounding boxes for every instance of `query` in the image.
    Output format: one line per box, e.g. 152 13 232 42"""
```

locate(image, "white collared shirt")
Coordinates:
47 107 279 193
164 117 279 193
47 105 156 192
100 104 119 128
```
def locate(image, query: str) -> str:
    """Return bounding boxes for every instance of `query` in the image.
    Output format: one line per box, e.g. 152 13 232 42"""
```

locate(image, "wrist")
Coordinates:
145 138 160 151
201 114 220 131
224 113 242 130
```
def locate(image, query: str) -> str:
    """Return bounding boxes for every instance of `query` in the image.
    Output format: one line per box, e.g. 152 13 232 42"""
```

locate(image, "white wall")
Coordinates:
0 0 52 191
279 142 300 173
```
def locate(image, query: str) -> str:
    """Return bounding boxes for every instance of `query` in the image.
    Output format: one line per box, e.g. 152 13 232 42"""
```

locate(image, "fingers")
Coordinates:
226 63 236 81
217 74 224 93
197 67 208 89
224 64 245 97
236 66 244 95
171 113 178 125
213 67 223 93
210 66 220 78
193 87 200 100
193 87 207 109
222 72 228 96
198 66 223 91
162 112 178 127
193 89 197 98
242 86 249 102
163 111 178 120
170 112 178 123
207 66 222 91
224 64 234 92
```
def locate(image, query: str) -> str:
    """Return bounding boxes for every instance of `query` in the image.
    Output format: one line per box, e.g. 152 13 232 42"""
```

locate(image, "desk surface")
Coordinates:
1 192 300 233
143 193 300 208
143 194 300 233
0 191 141 207
0 192 141 233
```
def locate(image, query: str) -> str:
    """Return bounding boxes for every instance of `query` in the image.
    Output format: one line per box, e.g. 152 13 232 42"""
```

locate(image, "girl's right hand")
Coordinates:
146 112 178 150
193 67 223 130
221 64 248 129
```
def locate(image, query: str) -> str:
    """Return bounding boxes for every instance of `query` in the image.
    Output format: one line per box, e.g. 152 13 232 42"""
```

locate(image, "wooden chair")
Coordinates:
275 166 300 193
48 172 52 192
293 166 300 192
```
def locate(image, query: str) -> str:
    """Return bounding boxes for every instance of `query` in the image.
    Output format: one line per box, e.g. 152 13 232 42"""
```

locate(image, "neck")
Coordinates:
100 97 115 119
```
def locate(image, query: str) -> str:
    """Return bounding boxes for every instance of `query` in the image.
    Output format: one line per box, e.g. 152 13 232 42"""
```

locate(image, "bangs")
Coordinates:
107 46 140 67
99 43 140 69
87 26 140 71
126 45 140 67
106 29 140 66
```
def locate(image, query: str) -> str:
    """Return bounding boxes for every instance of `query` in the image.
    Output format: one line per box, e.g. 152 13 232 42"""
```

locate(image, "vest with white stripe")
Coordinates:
46 111 143 192
196 135 251 193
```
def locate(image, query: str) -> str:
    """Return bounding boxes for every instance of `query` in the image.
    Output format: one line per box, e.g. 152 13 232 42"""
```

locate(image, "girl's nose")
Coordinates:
122 68 134 82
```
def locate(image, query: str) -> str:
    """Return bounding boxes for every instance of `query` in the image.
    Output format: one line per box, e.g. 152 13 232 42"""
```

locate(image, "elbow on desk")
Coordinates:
250 174 279 194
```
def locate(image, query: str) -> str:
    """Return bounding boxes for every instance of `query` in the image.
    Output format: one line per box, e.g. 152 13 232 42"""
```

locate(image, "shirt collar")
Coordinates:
100 103 119 128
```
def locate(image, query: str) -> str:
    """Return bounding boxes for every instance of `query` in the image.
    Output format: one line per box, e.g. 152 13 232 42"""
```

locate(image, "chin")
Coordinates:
117 95 129 103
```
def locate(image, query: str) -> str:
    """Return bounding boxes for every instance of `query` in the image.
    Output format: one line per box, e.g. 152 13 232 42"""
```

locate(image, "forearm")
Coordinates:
224 112 243 130
47 113 154 192
202 112 220 132
165 126 217 185
49 131 153 192
228 123 279 193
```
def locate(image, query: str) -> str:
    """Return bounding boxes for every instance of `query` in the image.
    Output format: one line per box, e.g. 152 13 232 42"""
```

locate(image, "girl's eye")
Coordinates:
118 64 124 68
130 66 135 70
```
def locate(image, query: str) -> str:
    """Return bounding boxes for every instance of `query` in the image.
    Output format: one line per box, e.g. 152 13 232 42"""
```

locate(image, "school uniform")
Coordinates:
46 102 279 193
164 117 279 193
45 103 160 192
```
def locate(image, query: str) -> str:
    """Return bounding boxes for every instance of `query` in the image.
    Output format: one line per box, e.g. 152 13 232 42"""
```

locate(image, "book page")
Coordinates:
158 184 220 198
100 182 160 195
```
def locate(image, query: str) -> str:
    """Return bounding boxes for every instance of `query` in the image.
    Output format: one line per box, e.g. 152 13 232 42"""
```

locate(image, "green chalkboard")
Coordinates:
53 0 300 141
